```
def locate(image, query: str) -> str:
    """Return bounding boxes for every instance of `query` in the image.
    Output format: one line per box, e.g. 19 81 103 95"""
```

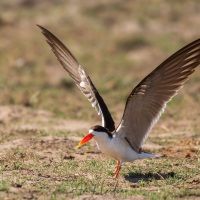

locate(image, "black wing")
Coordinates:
38 25 115 131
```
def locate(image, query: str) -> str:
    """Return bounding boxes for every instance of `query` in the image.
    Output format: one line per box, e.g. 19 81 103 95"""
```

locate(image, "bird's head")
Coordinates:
76 125 112 148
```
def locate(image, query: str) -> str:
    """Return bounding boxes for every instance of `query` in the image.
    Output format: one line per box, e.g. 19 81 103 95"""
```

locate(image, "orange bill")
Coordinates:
76 133 94 148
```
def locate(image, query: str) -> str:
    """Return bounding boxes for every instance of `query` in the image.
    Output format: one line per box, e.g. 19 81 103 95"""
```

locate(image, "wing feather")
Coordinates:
38 25 115 131
116 39 200 152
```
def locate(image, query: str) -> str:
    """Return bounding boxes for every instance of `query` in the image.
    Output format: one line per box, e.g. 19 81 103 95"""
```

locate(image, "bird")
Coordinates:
38 25 200 178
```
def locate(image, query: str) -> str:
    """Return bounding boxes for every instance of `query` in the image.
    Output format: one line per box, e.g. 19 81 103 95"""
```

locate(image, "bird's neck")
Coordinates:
94 132 112 142
93 132 112 150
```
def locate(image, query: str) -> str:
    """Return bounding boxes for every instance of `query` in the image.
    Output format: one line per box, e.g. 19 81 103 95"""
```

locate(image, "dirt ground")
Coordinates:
0 105 199 199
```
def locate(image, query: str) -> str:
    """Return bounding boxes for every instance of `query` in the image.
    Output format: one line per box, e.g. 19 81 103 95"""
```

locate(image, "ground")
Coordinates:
0 0 200 199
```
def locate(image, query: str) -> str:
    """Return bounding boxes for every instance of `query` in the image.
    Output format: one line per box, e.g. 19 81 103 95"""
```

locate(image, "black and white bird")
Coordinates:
38 25 200 178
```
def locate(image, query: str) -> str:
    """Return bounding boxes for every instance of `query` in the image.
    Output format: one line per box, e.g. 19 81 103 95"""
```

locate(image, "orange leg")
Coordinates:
113 160 120 174
113 160 121 178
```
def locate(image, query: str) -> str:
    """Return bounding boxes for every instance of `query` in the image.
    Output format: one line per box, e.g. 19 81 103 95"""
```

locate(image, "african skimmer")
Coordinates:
38 25 200 178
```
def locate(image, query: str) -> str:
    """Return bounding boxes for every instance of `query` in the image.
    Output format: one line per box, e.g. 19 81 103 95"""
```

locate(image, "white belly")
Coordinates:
95 136 139 162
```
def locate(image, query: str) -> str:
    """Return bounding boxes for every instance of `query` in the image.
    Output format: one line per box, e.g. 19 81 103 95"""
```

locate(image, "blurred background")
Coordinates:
0 0 200 126
0 1 200 199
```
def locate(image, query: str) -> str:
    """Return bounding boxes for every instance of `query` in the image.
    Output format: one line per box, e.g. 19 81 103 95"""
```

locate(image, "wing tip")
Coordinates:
37 24 46 32
37 24 53 41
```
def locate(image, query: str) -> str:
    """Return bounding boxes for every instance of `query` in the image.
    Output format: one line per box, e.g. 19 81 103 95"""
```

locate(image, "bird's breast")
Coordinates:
95 137 139 162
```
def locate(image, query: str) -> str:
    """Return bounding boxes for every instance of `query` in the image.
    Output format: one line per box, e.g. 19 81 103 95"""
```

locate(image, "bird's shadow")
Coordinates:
124 171 175 183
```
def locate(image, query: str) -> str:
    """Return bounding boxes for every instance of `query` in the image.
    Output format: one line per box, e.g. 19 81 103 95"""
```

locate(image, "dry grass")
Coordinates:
0 0 200 199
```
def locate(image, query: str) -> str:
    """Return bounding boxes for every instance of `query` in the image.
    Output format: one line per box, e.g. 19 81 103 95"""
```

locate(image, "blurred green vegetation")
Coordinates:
0 0 199 122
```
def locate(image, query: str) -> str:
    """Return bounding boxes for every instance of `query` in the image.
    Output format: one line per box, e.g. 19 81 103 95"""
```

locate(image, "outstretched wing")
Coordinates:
38 25 115 131
116 39 200 152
